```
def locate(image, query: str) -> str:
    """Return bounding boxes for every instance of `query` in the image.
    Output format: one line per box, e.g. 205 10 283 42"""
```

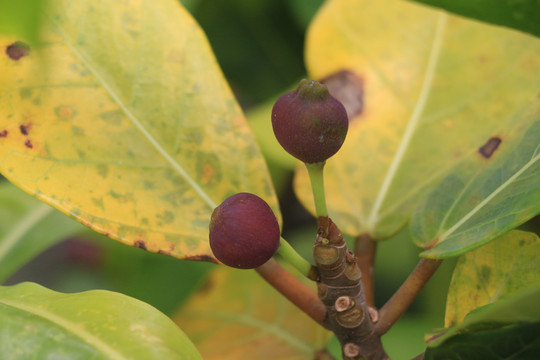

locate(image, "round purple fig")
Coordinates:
271 79 348 163
209 192 280 269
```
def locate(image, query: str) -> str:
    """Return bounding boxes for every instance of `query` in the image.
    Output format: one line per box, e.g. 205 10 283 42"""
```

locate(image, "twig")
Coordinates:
256 258 328 328
376 258 443 335
354 234 377 307
314 219 388 360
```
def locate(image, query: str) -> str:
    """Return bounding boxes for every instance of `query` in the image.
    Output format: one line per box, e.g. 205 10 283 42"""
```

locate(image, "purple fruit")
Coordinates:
272 79 348 163
209 193 280 269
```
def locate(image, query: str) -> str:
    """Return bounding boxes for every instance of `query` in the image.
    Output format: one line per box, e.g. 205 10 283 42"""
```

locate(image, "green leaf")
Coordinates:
0 282 203 359
409 0 540 38
294 0 540 239
0 0 277 261
424 322 540 360
0 0 43 44
424 284 540 359
410 111 540 258
445 230 540 327
0 181 84 283
173 266 331 359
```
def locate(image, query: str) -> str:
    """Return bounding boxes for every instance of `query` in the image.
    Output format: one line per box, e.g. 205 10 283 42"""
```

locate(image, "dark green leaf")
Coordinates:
409 0 540 38
0 182 83 283
424 322 540 360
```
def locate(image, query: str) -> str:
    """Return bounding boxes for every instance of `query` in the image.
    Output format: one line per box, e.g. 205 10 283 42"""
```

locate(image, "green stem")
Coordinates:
278 237 319 280
305 162 328 217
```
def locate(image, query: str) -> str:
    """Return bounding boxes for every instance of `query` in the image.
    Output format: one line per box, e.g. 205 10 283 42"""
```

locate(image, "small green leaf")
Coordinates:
445 230 540 327
411 109 540 258
409 0 540 38
0 181 83 282
0 282 203 359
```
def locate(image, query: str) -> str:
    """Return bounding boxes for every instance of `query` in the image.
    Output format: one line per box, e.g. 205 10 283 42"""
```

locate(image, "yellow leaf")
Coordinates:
0 0 277 261
295 0 540 239
172 267 331 359
444 230 540 327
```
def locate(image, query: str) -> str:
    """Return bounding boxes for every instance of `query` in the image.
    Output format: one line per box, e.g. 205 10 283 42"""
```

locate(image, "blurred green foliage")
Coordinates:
410 0 540 37
0 0 44 44
183 0 324 107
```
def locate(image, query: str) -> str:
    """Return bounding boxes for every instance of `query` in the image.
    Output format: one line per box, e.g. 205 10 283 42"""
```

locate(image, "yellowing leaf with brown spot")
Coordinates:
173 267 331 359
444 230 540 328
0 0 278 261
294 0 540 239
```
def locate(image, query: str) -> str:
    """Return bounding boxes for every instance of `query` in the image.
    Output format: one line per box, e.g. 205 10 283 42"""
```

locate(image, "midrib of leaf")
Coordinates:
51 19 217 210
0 203 52 270
0 298 126 360
439 151 540 242
366 13 447 232
437 170 482 235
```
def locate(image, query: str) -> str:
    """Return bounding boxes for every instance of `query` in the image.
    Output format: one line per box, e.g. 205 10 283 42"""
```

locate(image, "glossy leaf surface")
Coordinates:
295 0 540 239
0 282 202 359
444 230 540 327
173 266 331 359
410 0 540 37
411 115 540 258
0 181 83 283
0 0 277 262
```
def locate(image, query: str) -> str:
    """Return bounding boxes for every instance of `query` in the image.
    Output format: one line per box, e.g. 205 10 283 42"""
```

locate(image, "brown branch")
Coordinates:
314 219 388 360
256 258 328 328
354 234 377 307
375 258 443 335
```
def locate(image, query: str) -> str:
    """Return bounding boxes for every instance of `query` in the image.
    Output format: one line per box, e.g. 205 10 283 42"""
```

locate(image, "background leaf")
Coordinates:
0 181 83 283
0 282 203 360
424 322 540 360
172 266 331 359
410 113 540 258
0 0 277 261
294 0 540 239
444 230 540 328
425 283 540 348
409 0 540 38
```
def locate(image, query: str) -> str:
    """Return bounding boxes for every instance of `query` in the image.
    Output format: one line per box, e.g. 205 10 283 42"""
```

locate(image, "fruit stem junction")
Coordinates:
278 237 319 281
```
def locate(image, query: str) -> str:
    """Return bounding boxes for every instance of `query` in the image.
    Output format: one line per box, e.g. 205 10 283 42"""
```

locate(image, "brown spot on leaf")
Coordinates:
197 277 215 295
19 123 31 135
158 249 172 256
478 137 502 159
24 139 33 148
185 254 219 264
320 70 364 120
6 42 30 60
134 240 147 250
0 130 7 137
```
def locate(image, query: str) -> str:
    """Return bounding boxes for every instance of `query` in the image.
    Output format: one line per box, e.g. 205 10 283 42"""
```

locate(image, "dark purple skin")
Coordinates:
272 79 349 164
209 192 280 269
